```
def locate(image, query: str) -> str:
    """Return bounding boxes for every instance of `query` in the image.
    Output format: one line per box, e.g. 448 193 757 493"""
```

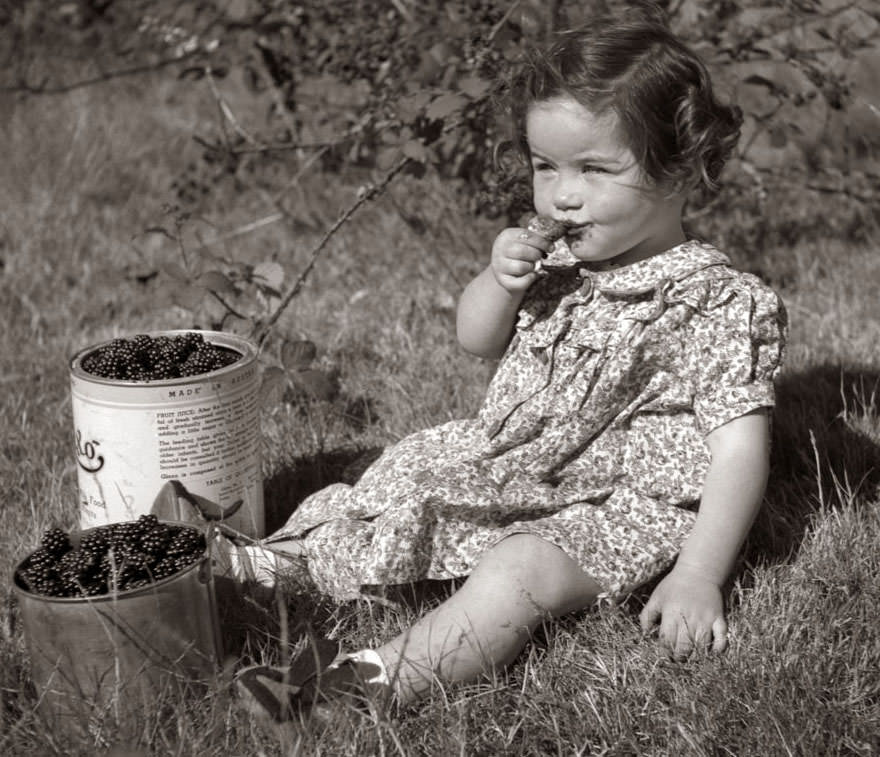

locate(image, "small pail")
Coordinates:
11 522 223 736
70 329 264 537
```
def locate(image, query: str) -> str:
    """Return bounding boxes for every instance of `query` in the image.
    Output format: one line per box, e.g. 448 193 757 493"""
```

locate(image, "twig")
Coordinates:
2 51 201 95
271 144 330 206
253 156 412 345
205 66 261 148
253 42 299 139
804 182 877 204
193 136 340 154
194 212 285 251
208 290 248 322
489 1 522 43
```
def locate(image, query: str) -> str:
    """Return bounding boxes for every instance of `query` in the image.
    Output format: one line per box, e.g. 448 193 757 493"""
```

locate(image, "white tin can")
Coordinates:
69 330 264 537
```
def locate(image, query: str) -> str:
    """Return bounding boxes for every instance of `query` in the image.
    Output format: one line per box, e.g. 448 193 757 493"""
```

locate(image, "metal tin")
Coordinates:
11 522 223 738
70 330 264 537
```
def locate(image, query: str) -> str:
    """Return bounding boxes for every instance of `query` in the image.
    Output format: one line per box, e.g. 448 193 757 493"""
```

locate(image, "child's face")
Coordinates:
526 96 686 267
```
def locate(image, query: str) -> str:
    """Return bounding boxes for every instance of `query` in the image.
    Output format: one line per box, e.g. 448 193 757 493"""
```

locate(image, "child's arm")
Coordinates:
639 408 770 658
457 227 551 358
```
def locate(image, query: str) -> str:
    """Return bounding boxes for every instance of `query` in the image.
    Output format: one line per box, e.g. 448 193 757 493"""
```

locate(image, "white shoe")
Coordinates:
208 531 281 588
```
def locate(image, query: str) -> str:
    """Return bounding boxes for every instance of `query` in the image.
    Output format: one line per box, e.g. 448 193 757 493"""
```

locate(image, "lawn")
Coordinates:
1 45 879 757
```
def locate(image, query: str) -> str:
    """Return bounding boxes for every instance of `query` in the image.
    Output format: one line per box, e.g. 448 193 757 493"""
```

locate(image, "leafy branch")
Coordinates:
253 154 412 346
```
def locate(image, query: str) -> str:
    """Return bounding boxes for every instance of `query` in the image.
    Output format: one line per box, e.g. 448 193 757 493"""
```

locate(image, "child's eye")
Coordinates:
533 162 553 172
581 164 606 174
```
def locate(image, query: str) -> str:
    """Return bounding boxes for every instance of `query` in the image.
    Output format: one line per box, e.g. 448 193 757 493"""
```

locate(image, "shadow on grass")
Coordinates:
262 446 384 535
212 446 386 662
748 363 880 567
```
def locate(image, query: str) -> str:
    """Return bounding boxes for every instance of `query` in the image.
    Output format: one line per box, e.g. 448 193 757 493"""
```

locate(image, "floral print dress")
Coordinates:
269 240 787 601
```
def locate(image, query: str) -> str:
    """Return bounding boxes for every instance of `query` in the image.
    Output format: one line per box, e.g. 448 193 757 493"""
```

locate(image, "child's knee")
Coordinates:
477 534 600 615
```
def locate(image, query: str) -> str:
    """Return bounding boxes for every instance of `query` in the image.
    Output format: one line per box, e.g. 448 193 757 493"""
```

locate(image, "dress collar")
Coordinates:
544 240 731 295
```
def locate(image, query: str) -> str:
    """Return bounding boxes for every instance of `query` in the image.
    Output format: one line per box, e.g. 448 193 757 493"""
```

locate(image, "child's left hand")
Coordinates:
638 564 728 659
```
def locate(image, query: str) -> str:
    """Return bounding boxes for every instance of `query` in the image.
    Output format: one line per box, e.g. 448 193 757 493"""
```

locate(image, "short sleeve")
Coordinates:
689 276 787 435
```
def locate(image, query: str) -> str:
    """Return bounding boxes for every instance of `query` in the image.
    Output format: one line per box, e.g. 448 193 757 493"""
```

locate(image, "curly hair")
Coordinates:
502 5 742 193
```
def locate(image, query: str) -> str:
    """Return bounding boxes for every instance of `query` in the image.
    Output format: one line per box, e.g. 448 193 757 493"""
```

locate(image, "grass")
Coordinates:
2 60 880 756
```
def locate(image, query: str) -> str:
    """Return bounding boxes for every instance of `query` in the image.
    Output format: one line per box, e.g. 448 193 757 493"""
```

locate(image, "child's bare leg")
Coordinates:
374 534 602 703
264 538 306 559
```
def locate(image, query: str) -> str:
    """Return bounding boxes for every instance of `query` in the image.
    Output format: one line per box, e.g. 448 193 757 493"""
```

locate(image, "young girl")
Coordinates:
232 7 787 725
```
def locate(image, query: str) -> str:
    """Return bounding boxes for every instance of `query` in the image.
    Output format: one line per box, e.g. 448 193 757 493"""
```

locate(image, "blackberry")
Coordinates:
140 528 171 554
131 333 152 354
21 562 54 585
80 528 109 554
179 331 204 352
166 528 204 556
26 547 56 571
79 580 106 597
137 513 160 531
98 549 120 576
17 520 206 598
116 544 152 572
121 577 151 592
173 552 201 571
152 358 179 380
41 528 71 556
109 521 140 549
180 346 214 376
57 548 96 580
151 556 180 580
27 575 64 596
164 339 188 364
19 562 56 593
80 332 240 381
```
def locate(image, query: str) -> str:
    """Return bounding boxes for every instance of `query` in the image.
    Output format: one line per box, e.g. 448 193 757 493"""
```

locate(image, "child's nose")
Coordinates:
553 178 583 211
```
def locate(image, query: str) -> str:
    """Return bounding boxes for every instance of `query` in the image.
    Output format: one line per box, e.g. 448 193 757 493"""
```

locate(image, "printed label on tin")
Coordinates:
70 335 264 537
156 391 259 493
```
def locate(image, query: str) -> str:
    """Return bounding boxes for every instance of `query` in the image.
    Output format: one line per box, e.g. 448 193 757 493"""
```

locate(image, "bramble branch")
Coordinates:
253 155 412 346
2 51 201 95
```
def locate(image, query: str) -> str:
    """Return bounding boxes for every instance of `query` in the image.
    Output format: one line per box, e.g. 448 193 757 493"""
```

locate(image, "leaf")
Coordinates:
293 367 340 402
426 93 469 121
179 66 207 80
458 75 491 99
376 146 402 170
402 139 428 163
167 280 203 311
396 91 433 121
281 339 317 370
769 125 788 148
259 365 286 406
161 262 190 282
252 261 285 295
196 270 238 295
142 226 177 241
151 481 202 522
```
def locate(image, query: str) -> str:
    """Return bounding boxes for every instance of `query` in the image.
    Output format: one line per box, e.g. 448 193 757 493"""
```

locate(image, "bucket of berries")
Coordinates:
12 515 223 734
69 330 265 537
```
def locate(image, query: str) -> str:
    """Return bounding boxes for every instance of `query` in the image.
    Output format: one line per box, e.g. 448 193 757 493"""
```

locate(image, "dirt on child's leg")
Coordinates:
374 534 602 704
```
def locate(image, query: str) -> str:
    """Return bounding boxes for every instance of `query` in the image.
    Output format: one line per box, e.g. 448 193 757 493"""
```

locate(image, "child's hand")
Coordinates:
490 228 553 293
639 564 728 660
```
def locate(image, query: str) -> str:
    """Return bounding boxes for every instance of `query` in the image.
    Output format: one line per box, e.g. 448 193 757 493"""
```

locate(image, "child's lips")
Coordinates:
562 223 590 239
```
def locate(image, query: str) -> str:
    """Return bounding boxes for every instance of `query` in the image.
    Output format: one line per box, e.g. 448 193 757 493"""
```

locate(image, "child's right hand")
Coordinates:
491 228 553 294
